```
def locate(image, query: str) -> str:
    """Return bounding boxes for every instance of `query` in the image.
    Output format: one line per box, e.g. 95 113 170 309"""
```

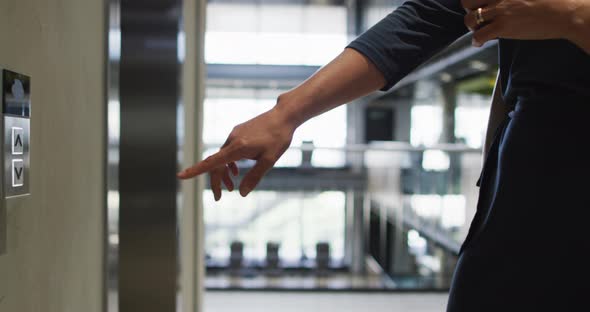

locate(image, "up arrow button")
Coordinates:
12 127 24 155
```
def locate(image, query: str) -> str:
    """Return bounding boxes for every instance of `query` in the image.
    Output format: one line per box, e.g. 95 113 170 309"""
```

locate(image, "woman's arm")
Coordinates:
177 49 387 198
275 49 387 130
282 0 469 128
179 0 469 199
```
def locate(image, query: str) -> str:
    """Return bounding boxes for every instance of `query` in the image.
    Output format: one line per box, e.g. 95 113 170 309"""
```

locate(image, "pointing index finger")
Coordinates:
177 148 237 179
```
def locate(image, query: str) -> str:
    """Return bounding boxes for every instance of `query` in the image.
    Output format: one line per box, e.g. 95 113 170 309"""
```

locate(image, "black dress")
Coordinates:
348 1 590 310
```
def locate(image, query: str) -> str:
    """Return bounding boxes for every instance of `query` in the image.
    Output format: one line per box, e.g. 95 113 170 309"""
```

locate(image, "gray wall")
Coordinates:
0 1 106 311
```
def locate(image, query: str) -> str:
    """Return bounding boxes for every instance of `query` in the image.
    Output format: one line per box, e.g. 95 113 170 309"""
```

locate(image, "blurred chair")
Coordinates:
265 242 281 275
315 242 331 276
300 140 314 169
229 241 244 275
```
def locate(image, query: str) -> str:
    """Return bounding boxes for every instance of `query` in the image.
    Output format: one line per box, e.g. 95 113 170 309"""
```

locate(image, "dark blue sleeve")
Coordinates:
347 0 468 90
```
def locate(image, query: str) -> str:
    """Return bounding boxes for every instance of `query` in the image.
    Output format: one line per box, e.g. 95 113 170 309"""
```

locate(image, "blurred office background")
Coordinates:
106 0 497 311
0 0 498 312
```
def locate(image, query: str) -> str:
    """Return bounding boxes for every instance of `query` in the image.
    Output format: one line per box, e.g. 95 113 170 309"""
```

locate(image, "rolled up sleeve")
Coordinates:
347 0 468 90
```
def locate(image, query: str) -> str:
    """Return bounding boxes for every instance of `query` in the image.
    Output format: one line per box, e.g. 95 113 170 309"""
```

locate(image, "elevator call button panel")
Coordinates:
1 69 31 255
2 69 30 198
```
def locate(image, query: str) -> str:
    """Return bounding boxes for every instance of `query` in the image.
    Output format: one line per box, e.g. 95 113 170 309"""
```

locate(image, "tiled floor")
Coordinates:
108 290 449 312
204 291 449 312
205 272 395 290
205 258 450 291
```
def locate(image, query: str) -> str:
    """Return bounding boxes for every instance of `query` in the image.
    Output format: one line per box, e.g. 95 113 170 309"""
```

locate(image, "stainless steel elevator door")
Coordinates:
117 0 181 311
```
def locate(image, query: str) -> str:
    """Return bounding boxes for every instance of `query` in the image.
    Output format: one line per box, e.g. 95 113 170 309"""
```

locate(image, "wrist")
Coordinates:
273 90 312 130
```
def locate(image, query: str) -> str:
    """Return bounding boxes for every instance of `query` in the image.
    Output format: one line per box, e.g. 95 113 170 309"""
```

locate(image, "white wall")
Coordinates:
0 1 106 311
181 0 207 311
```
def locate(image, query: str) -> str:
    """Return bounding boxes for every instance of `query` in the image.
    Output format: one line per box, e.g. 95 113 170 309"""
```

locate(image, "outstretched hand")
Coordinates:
177 106 297 201
177 49 390 200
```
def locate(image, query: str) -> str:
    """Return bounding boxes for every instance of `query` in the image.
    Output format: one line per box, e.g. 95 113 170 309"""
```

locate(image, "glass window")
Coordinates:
411 105 443 146
455 93 491 148
206 3 348 65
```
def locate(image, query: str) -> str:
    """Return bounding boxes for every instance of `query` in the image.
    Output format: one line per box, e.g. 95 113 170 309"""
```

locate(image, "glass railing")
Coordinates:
203 142 483 291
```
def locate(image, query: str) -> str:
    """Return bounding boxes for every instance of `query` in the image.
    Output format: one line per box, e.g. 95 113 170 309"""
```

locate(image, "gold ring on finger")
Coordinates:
475 7 486 26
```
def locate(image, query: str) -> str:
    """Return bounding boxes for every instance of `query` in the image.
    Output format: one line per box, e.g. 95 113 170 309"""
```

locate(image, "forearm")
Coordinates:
272 0 467 128
274 48 386 128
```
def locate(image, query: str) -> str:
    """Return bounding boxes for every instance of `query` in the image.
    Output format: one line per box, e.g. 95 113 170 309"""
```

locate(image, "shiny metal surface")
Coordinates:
345 190 366 274
115 0 181 311
106 0 120 309
3 116 30 197
1 69 32 255
2 69 31 198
